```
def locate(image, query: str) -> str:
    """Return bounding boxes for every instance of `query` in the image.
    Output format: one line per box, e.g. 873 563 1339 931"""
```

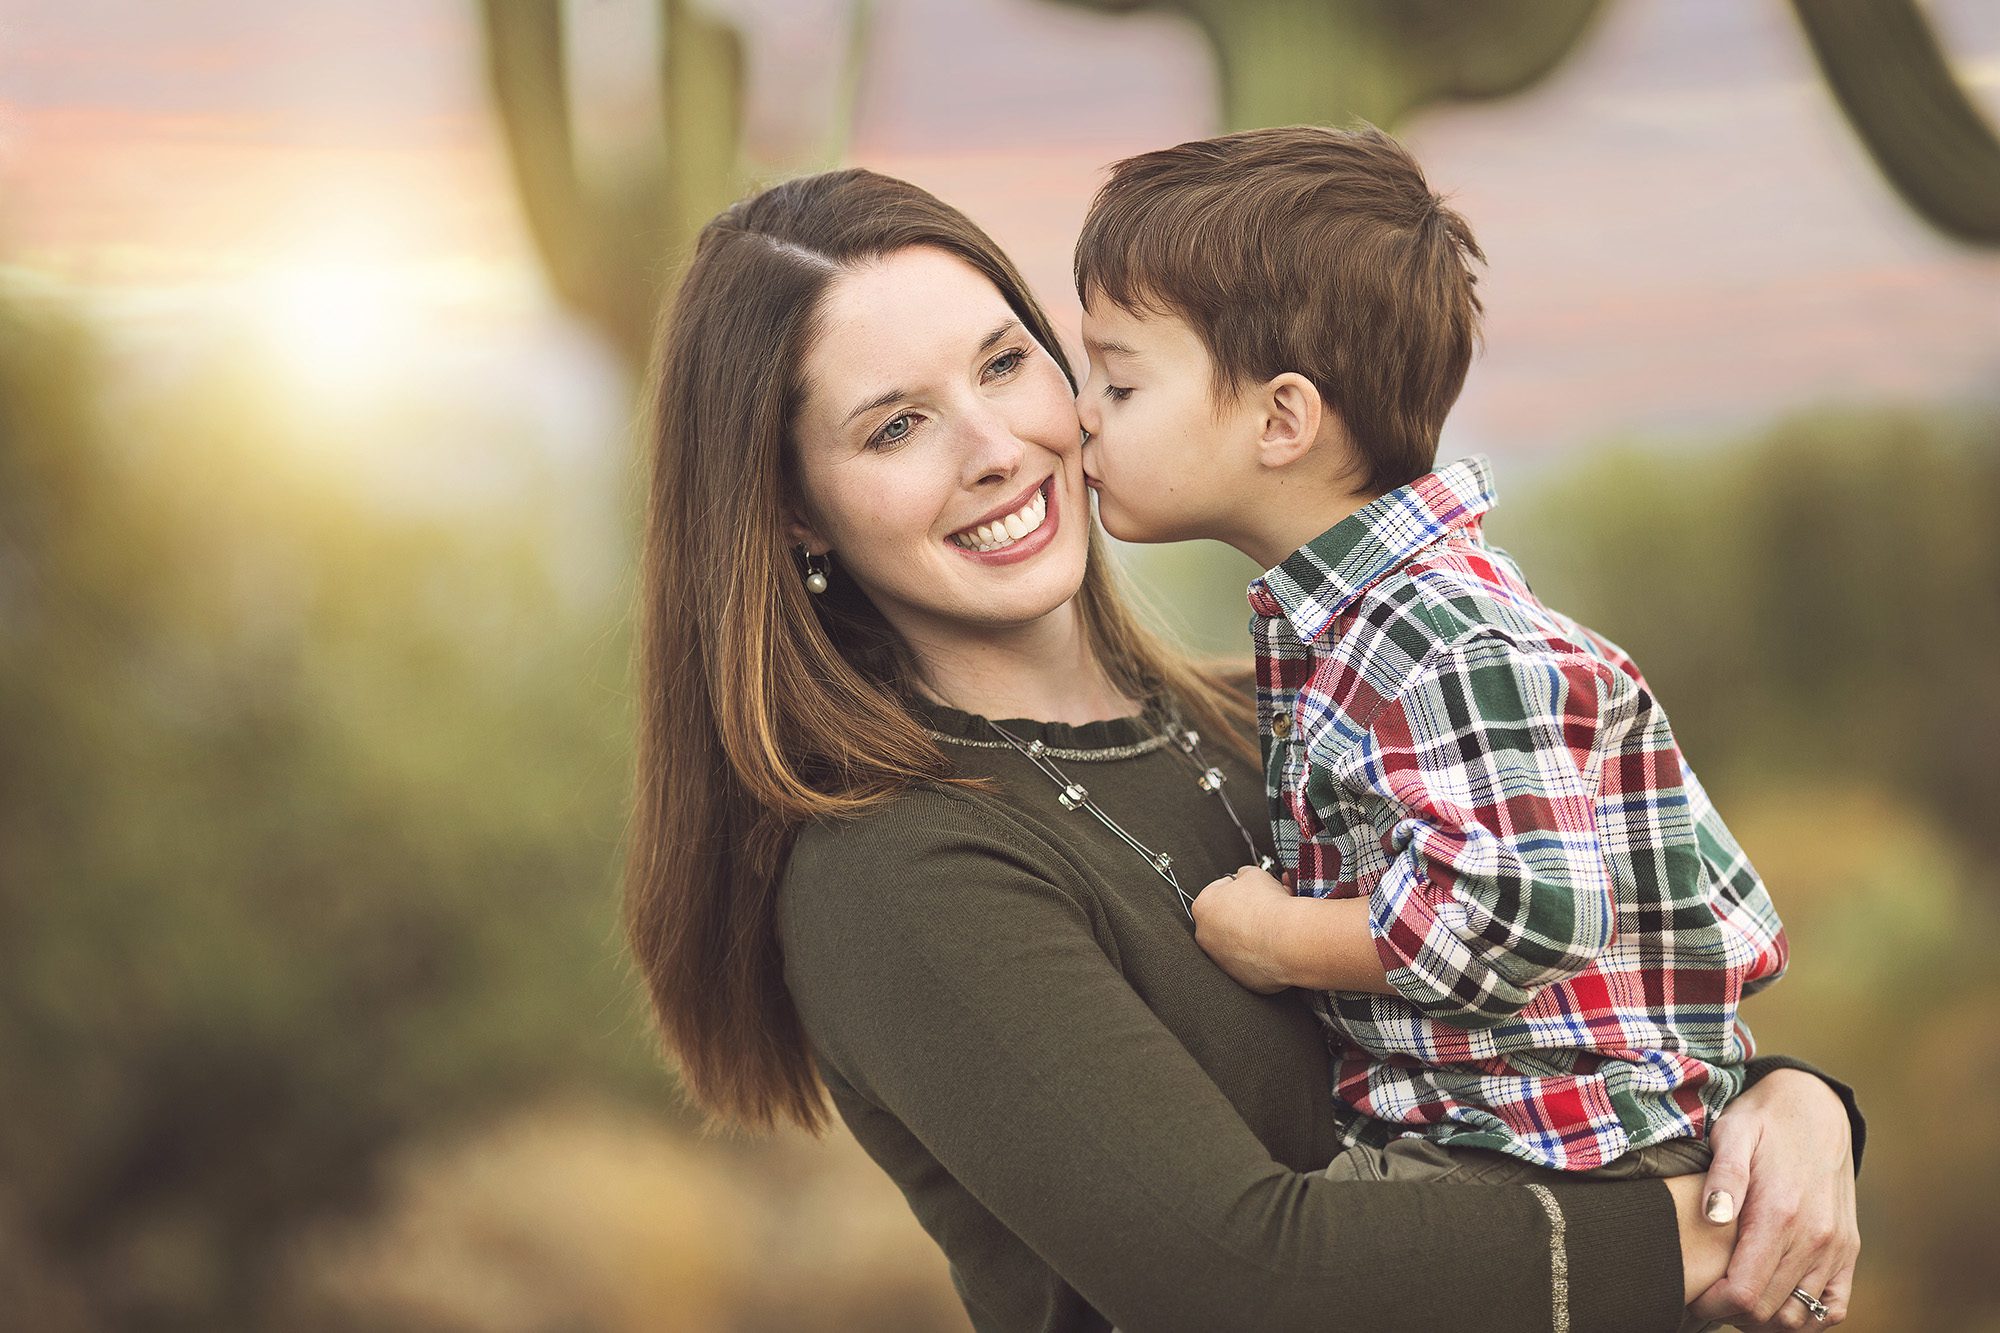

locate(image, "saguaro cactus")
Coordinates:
1789 0 2000 247
481 0 1997 369
1054 0 1999 249
479 0 750 366
1045 0 1608 132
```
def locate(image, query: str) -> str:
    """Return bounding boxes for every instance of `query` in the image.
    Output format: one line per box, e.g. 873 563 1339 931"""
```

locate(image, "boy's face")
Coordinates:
1076 294 1256 545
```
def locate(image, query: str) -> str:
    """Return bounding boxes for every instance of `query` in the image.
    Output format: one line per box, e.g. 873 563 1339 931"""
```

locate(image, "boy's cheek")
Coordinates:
1090 485 1146 544
1090 488 1131 541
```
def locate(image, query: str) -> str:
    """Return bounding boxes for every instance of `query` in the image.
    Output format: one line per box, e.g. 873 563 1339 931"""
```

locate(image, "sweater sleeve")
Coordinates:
779 788 1685 1333
1742 1056 1868 1174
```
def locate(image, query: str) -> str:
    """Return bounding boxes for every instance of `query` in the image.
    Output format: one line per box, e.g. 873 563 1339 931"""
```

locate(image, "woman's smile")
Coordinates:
946 475 1058 563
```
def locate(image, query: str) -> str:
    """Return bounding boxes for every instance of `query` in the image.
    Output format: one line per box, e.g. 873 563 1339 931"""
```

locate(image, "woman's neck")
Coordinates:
904 603 1142 727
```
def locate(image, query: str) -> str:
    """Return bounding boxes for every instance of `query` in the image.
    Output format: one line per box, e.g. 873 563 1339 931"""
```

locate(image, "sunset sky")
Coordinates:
2 0 1996 467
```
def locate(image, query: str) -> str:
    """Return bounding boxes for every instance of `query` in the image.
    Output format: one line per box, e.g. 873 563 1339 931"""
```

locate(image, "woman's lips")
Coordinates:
947 476 1059 566
952 477 1049 536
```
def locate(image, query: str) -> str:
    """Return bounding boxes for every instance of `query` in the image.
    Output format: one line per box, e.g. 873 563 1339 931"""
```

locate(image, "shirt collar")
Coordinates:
1247 456 1496 644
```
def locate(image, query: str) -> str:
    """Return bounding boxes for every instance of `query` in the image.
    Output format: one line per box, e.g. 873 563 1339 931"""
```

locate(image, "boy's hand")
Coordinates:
1190 865 1296 994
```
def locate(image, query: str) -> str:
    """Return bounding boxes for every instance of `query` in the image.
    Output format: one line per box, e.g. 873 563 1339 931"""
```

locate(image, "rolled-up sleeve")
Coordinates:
1334 634 1632 1028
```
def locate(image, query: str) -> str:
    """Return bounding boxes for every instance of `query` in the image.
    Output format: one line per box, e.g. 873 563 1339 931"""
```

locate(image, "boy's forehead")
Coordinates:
1082 295 1182 349
1081 295 1203 362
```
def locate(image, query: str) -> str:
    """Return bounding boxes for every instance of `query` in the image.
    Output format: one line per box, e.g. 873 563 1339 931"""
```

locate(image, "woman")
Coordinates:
625 168 1860 1332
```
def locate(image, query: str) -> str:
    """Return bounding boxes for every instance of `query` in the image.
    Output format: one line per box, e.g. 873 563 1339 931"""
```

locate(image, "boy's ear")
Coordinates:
1253 373 1326 471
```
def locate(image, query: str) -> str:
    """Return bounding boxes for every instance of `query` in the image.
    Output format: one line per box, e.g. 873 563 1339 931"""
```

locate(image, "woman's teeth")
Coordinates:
950 485 1048 552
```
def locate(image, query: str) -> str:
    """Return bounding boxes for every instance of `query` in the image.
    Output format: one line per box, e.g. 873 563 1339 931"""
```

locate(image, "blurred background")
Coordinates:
2 0 1997 1328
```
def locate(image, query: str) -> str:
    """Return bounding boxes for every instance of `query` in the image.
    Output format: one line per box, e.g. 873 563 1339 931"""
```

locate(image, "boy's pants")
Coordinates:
1324 1136 1719 1333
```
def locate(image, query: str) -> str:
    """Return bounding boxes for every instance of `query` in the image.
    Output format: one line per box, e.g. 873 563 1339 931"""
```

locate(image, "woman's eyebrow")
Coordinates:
843 385 907 428
842 320 1026 427
977 318 1023 355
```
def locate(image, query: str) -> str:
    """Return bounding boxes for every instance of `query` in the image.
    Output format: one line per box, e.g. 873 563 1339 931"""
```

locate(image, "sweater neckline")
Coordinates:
911 697 1161 753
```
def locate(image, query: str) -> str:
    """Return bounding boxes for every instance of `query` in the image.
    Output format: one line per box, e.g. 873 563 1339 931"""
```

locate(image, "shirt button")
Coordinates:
1271 712 1291 739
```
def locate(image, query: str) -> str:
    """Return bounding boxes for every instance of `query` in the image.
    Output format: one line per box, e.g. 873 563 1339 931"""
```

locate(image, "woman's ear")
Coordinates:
1254 373 1327 471
784 506 831 557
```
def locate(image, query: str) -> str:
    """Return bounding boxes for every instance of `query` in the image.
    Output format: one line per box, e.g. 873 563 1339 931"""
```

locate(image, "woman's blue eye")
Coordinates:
873 414 914 447
987 349 1026 378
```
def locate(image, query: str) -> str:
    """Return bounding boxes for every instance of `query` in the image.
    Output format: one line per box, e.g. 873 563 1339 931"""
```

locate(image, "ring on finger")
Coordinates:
1790 1287 1829 1322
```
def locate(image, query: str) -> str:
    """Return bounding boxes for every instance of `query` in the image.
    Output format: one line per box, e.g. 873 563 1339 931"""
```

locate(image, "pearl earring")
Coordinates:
799 545 829 595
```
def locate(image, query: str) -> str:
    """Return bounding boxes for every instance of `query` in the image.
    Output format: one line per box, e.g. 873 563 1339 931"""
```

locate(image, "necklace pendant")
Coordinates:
1197 766 1225 792
1058 782 1088 810
1153 853 1173 874
1027 739 1046 757
1179 729 1200 753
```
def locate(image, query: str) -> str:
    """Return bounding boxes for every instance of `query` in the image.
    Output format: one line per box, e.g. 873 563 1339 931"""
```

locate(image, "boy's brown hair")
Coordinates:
1075 124 1484 495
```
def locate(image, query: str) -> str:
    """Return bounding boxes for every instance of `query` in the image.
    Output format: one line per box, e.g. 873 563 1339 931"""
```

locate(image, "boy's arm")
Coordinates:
1190 866 1396 994
1333 632 1631 1028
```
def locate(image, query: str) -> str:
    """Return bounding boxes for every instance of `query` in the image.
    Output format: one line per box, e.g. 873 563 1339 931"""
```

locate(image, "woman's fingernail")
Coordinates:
1704 1190 1736 1224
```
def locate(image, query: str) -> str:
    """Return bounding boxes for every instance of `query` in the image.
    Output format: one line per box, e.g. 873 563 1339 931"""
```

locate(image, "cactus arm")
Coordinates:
660 0 747 247
1178 0 1417 130
1041 0 1607 131
477 0 604 322
820 0 875 171
1789 0 2000 246
479 0 755 364
1385 0 1607 105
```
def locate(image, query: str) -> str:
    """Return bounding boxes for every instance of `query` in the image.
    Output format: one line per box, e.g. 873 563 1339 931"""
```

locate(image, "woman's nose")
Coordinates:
962 407 1027 485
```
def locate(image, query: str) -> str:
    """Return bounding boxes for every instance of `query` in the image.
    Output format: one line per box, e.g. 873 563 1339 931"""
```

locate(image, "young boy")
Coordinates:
1072 126 1790 1201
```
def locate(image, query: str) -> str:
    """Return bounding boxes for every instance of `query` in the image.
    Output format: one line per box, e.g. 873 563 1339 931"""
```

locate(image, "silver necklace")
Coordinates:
976 713 1274 920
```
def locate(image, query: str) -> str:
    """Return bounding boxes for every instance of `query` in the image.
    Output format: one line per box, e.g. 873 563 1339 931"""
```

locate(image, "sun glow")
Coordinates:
262 260 399 367
243 244 429 401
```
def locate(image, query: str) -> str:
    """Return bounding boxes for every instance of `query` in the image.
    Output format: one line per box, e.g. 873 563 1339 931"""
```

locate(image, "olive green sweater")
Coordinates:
778 701 1857 1333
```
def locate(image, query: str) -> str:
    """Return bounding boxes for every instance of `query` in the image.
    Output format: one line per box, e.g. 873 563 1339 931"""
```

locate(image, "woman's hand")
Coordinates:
1687 1069 1860 1329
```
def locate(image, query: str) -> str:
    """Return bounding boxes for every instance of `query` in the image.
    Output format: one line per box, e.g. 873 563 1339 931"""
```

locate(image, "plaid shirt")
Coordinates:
1249 457 1789 1170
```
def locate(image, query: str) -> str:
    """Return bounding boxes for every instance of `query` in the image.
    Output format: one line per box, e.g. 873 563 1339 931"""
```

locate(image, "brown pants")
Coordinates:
1325 1136 1718 1333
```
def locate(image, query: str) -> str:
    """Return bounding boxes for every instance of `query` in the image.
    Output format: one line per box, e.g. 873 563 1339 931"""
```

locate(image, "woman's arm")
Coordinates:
782 789 1687 1333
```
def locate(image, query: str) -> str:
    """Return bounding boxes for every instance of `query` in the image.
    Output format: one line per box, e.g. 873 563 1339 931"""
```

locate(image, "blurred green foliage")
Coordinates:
1491 414 2000 1333
0 295 668 1327
1491 408 2000 842
3 281 1997 1327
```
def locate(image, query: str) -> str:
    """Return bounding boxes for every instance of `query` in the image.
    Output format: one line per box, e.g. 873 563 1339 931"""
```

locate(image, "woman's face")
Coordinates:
790 246 1091 651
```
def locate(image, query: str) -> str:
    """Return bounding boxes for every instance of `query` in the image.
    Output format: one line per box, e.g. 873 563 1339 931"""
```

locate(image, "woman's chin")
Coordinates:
946 543 1089 628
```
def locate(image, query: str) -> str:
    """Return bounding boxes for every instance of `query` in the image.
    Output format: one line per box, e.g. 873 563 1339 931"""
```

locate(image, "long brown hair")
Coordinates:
627 168 1255 1133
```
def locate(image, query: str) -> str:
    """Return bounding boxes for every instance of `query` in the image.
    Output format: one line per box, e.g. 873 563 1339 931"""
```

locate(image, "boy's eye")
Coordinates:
1104 385 1133 403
